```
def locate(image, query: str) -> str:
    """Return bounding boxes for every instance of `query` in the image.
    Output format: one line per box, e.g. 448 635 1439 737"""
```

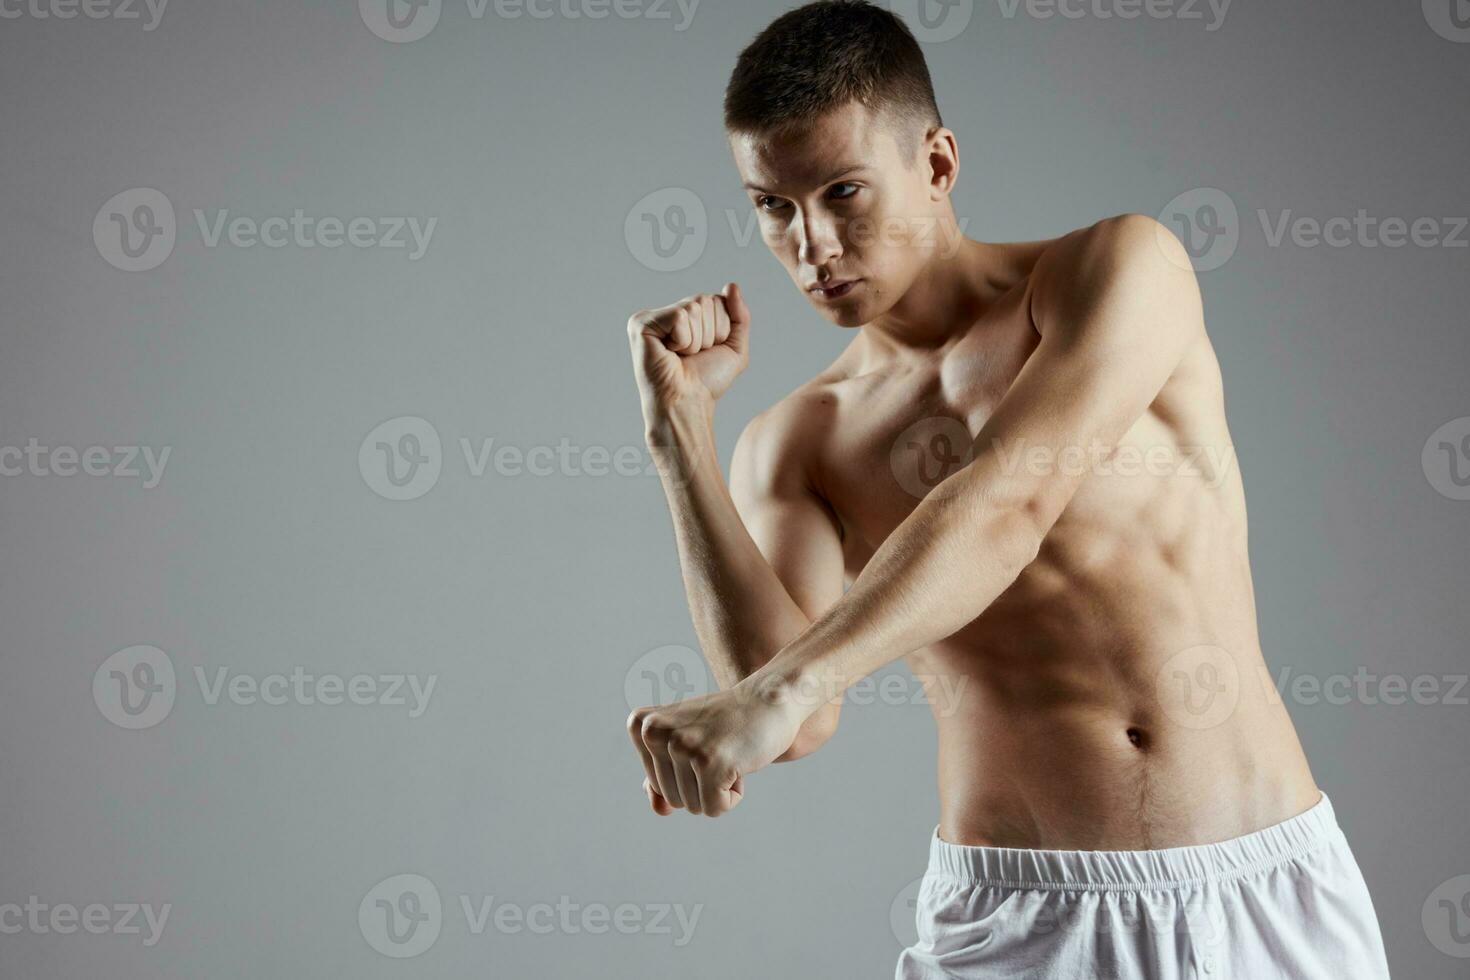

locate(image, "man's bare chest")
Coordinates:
817 310 1040 565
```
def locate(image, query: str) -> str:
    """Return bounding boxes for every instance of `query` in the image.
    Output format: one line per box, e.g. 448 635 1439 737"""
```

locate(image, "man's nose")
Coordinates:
796 209 842 268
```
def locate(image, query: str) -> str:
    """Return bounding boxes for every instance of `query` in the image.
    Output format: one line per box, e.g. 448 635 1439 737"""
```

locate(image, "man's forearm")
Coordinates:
647 399 817 689
755 455 1047 708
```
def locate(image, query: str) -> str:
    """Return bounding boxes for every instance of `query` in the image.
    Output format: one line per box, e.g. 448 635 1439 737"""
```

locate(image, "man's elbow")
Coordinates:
775 700 841 763
953 486 1050 579
1012 492 1059 565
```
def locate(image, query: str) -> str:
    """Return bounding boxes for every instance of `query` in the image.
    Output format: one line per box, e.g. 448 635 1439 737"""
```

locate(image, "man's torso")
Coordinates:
783 236 1317 849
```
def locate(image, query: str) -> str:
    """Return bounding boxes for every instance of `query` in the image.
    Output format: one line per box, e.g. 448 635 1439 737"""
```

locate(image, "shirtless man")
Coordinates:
624 2 1390 975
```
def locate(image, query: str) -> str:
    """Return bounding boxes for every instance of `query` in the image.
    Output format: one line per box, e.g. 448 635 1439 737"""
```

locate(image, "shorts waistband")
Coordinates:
925 793 1341 892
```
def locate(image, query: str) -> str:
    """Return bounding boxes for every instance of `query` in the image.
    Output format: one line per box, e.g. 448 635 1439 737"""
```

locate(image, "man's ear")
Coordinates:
925 127 960 199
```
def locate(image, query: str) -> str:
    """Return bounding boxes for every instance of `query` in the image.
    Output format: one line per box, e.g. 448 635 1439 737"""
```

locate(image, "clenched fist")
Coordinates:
627 679 809 818
627 282 751 421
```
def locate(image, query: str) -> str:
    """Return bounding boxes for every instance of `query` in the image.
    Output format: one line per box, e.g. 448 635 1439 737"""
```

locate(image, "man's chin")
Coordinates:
806 295 872 328
826 307 868 328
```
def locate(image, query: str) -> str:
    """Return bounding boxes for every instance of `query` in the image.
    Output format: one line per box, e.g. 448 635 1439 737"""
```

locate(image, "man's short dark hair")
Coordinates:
724 0 942 151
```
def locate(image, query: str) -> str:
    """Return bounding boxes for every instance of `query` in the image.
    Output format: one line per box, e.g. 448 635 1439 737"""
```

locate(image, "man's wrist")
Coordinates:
745 638 845 719
643 393 714 449
644 395 716 489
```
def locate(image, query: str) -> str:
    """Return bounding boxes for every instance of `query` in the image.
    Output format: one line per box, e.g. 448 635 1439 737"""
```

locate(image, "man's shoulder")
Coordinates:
1031 212 1187 284
730 372 848 496
1027 213 1203 336
738 377 839 460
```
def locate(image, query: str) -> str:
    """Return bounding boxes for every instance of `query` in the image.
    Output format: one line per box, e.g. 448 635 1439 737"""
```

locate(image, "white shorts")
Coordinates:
895 793 1389 979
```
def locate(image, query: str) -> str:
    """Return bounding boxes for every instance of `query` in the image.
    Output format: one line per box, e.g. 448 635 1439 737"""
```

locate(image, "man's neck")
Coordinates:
859 235 1003 363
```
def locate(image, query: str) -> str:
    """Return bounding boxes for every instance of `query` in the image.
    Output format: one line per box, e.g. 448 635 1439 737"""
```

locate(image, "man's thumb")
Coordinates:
720 282 751 350
721 282 750 324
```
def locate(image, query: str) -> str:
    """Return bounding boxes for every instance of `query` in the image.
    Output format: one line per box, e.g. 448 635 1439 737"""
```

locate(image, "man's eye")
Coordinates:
757 196 790 213
828 183 860 200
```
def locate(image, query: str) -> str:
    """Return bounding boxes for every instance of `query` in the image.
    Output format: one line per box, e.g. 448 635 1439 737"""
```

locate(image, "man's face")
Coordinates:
730 100 941 328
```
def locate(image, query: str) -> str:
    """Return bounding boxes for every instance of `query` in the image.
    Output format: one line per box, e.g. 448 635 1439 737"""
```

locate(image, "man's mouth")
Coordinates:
808 279 860 301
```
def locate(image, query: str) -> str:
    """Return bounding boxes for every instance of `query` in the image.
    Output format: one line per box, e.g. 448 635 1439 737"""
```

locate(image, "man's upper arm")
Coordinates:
952 213 1205 532
729 400 846 622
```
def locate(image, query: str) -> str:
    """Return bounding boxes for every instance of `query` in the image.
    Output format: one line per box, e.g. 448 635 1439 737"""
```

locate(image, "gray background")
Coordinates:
1 0 1467 976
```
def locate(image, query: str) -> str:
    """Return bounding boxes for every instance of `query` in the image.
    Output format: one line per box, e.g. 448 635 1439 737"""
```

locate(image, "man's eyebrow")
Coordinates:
742 164 870 193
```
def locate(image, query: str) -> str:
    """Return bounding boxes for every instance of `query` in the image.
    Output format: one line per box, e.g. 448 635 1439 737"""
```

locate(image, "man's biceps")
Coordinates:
990 346 1163 447
756 504 844 611
748 494 841 561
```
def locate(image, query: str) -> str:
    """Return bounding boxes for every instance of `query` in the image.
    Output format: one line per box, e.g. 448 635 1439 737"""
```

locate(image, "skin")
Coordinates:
625 100 1319 849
